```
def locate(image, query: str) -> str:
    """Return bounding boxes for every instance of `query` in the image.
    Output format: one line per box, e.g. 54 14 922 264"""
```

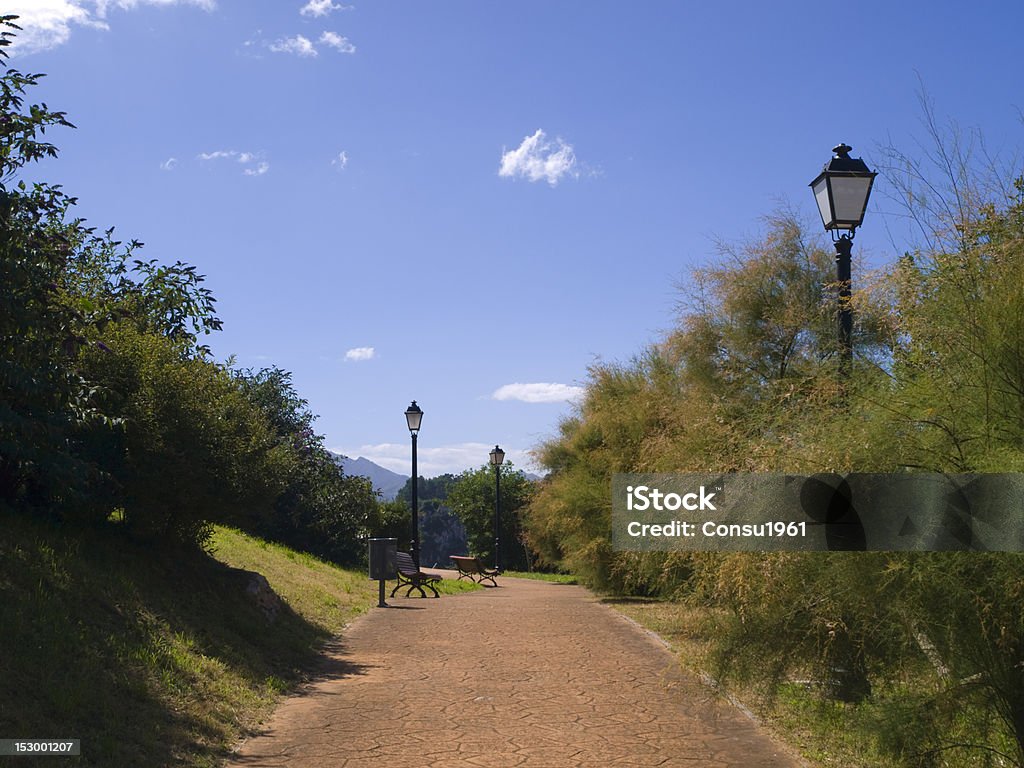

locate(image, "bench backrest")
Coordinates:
450 555 483 574
395 551 419 576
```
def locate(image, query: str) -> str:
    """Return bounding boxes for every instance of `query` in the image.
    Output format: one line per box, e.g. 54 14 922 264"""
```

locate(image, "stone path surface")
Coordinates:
227 574 803 768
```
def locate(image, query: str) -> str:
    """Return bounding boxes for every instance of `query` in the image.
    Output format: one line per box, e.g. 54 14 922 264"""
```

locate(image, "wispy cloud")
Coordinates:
264 30 355 57
332 150 349 171
243 161 269 176
344 346 375 362
269 33 317 57
7 0 211 55
299 0 350 18
198 150 234 161
492 382 584 404
499 129 578 186
333 442 536 477
95 0 214 15
198 149 269 176
318 30 354 53
159 157 178 171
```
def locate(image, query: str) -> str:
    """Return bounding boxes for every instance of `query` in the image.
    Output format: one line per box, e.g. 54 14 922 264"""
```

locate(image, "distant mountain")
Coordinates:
333 453 409 501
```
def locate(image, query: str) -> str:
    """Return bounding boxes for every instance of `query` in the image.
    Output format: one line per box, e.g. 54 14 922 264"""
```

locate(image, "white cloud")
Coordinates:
159 157 178 171
499 129 578 186
243 161 269 176
5 1 107 55
333 442 536 477
253 29 354 59
270 33 317 57
6 0 211 55
332 150 349 170
318 30 355 53
492 382 584 404
198 149 269 176
198 149 236 161
95 0 214 17
300 0 350 17
344 346 375 362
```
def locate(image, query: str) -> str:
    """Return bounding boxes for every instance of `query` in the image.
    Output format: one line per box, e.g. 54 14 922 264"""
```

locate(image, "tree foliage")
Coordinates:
235 367 378 564
76 326 285 544
1 17 229 524
1 18 107 509
448 464 534 571
524 123 1024 762
1 18 373 562
390 475 468 568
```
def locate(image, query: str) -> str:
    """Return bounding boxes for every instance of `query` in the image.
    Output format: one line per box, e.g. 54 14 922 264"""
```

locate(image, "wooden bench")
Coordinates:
449 555 499 588
391 551 442 598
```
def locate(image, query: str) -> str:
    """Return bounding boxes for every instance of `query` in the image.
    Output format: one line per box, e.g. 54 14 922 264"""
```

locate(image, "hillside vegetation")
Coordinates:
0 513 373 766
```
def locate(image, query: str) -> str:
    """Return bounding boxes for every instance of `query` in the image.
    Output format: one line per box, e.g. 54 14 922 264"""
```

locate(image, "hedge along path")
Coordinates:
227 575 804 768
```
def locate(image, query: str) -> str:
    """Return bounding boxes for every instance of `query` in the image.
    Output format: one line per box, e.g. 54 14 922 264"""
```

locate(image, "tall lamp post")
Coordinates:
405 401 423 568
810 143 877 378
489 445 505 572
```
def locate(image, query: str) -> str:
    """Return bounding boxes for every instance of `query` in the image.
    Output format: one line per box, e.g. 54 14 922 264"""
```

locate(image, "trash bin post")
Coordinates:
368 538 398 608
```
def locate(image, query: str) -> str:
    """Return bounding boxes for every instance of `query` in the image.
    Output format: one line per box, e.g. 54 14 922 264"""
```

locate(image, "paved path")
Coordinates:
227 574 803 768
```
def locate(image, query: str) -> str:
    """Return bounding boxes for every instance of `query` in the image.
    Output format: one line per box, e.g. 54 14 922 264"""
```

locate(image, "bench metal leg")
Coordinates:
404 583 426 598
390 574 441 598
403 581 440 602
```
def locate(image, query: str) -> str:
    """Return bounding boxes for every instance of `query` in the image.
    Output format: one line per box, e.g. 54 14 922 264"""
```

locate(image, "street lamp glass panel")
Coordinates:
489 445 505 466
405 401 423 434
812 175 833 229
829 175 874 228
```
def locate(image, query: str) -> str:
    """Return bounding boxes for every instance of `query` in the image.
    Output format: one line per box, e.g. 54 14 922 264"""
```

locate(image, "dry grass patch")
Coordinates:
607 598 905 768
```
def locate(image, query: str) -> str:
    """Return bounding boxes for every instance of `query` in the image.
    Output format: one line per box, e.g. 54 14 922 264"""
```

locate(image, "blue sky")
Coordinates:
9 0 1024 476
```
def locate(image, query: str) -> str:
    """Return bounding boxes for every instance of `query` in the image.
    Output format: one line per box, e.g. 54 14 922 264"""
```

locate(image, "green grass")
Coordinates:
0 512 474 768
501 570 577 584
433 578 482 595
209 527 381 633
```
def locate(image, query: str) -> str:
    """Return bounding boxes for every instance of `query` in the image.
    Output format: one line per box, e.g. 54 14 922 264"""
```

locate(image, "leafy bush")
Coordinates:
78 324 285 545
235 367 378 565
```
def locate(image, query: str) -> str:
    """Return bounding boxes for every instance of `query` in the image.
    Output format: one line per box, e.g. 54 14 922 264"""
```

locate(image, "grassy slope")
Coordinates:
608 598 905 768
0 512 475 768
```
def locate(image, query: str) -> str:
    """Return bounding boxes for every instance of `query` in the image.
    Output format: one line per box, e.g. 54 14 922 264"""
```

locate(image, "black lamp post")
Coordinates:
405 401 423 568
810 143 877 377
489 444 505 572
